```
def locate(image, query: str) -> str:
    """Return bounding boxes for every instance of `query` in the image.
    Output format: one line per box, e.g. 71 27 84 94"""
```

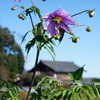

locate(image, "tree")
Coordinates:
0 26 24 82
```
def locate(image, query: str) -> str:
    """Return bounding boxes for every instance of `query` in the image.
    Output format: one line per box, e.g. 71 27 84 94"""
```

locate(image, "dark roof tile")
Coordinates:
40 60 79 72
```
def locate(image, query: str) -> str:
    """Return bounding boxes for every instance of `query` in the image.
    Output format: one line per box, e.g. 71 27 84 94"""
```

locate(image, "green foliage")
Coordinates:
68 65 84 83
0 77 25 100
92 78 100 82
34 72 46 86
30 77 100 100
23 22 56 62
0 26 24 82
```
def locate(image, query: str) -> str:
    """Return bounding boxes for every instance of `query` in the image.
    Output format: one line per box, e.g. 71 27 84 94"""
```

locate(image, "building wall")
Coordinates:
57 73 71 80
44 71 54 76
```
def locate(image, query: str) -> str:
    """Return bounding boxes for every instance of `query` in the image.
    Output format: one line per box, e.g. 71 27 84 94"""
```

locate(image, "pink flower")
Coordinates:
14 0 22 3
42 8 77 38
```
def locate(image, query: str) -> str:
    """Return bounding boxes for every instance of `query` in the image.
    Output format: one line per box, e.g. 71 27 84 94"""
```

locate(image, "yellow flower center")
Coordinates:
53 16 62 24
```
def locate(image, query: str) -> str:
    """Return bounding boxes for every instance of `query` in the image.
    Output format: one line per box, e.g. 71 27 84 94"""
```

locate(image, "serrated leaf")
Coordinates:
73 65 85 80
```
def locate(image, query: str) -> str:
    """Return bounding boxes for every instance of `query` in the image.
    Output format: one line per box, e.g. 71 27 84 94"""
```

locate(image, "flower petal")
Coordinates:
63 16 77 25
60 22 70 33
46 21 55 38
53 8 70 17
42 13 53 21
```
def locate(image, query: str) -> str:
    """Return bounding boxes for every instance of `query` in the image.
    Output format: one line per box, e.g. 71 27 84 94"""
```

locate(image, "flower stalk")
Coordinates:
71 10 89 17
26 48 40 100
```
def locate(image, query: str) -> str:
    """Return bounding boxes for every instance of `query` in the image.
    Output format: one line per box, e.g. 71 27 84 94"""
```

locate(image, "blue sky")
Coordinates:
0 0 100 78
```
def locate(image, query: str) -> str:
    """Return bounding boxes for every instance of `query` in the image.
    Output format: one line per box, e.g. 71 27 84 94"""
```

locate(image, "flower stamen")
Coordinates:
53 16 62 24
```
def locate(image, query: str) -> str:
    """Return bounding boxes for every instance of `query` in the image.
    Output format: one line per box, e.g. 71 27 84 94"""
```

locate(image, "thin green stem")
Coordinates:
29 13 35 31
26 10 39 100
71 10 89 17
26 48 40 100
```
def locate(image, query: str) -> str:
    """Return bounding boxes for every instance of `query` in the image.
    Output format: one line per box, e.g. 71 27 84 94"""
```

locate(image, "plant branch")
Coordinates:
30 0 35 6
70 24 89 28
26 48 40 100
71 10 89 17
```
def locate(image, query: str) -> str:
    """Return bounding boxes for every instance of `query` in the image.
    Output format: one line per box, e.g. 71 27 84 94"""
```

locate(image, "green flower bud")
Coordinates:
18 14 23 19
70 36 80 43
21 6 25 9
88 9 95 18
54 35 61 40
69 30 74 36
11 7 16 10
86 27 92 32
18 14 26 20
21 16 26 20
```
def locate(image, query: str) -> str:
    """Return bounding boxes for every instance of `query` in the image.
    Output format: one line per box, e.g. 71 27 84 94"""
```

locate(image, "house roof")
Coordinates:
39 60 80 73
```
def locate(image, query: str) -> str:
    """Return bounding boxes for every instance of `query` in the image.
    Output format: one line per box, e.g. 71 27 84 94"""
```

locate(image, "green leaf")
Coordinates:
68 73 74 80
75 80 82 83
18 86 26 92
0 78 5 83
54 91 62 97
0 83 5 89
72 91 81 100
46 44 56 56
21 30 32 43
62 90 68 100
25 38 35 54
35 35 44 48
59 28 65 43
94 85 100 98
0 91 5 93
58 87 65 91
44 46 56 63
8 90 13 97
29 6 42 21
79 86 92 99
67 91 72 100
50 89 57 95
84 84 97 98
42 83 51 90
73 65 85 80
6 82 13 88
